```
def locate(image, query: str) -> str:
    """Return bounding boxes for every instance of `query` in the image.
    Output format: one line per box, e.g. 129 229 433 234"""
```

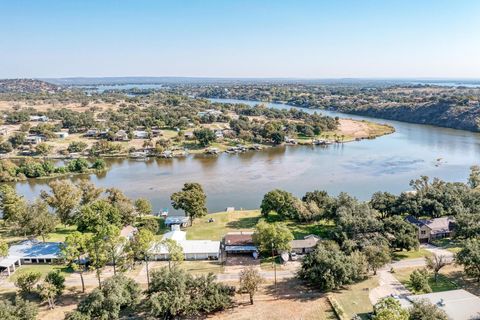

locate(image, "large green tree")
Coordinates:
147 267 233 319
456 238 480 282
74 274 140 320
298 242 368 290
0 296 38 320
76 180 103 205
171 182 207 223
260 189 297 218
106 187 136 225
27 200 57 242
252 219 293 254
61 232 90 292
408 299 448 320
0 185 27 224
41 180 81 225
363 245 391 275
193 128 216 147
372 297 409 320
76 199 122 233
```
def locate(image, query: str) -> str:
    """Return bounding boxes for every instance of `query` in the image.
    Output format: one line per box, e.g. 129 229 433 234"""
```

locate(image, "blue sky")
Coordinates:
1 0 479 78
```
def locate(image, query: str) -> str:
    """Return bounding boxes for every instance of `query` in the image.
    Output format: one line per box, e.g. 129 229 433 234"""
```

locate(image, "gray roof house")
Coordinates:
290 234 321 254
405 216 455 243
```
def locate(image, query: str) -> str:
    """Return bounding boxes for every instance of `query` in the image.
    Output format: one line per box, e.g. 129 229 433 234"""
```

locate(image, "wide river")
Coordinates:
14 98 480 214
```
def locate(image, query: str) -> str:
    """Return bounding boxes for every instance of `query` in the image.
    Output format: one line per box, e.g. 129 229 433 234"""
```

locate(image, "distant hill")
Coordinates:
0 79 62 93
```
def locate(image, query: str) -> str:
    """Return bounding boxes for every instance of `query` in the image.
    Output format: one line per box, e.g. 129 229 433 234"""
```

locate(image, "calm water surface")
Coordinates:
14 98 480 214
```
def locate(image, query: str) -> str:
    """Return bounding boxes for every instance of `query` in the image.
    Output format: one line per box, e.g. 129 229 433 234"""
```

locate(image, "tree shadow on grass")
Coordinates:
226 216 261 229
263 278 324 302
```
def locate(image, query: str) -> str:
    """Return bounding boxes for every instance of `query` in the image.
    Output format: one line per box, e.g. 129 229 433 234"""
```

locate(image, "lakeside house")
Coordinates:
149 226 220 260
222 232 258 256
396 289 480 320
405 215 455 243
0 240 62 276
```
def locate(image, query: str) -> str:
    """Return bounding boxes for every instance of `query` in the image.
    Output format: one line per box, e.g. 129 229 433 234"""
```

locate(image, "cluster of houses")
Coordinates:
0 215 323 277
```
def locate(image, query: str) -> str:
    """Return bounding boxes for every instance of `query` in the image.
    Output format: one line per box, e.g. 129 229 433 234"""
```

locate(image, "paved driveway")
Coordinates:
369 243 456 305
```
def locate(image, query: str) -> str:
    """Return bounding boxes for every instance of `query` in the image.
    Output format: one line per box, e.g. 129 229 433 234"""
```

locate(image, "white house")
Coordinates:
149 228 220 261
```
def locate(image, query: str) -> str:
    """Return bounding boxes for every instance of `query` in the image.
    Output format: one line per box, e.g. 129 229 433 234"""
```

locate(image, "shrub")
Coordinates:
14 271 42 295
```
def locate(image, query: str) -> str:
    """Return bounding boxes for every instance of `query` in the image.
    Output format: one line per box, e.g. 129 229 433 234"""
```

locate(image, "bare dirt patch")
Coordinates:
209 278 335 320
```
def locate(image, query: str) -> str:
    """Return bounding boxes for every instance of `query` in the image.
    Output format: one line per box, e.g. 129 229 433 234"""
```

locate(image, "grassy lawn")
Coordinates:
9 264 72 283
331 276 378 319
430 238 462 253
187 210 333 241
187 210 261 240
392 248 433 260
393 267 458 294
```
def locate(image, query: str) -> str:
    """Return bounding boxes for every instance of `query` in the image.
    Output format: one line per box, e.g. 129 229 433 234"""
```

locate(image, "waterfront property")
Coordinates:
149 227 220 260
223 232 258 256
397 289 480 320
405 216 455 243
0 240 62 276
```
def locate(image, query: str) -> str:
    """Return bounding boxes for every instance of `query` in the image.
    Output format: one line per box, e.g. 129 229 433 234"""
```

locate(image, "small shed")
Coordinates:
290 235 320 254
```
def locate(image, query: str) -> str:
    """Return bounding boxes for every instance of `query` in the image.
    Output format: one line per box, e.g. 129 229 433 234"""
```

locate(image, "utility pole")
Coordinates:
271 242 276 297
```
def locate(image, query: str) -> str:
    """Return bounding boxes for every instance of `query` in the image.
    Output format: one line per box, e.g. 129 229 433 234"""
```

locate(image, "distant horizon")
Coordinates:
3 76 480 81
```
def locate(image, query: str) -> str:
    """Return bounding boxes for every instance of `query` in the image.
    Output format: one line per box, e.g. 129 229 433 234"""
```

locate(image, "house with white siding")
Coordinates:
149 227 220 260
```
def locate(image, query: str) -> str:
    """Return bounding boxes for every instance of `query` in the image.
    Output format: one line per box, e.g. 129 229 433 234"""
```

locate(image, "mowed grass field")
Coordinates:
186 210 334 241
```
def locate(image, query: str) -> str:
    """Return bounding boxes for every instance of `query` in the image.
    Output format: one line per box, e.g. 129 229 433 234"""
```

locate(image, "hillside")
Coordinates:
0 79 62 93
334 101 480 132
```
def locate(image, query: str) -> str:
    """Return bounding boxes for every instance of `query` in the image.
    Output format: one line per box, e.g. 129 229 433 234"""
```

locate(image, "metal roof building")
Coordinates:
397 289 480 320
149 230 220 260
